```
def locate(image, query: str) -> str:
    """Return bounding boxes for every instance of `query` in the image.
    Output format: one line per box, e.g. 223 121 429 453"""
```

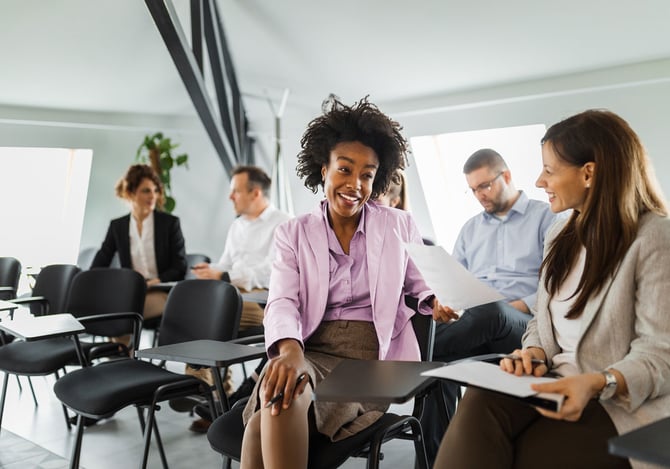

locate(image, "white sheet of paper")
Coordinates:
422 361 564 411
405 243 504 310
422 361 556 397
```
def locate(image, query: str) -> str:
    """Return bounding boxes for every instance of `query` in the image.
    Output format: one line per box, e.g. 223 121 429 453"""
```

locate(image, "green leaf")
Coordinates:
159 139 172 153
161 155 174 170
176 154 188 166
164 196 176 213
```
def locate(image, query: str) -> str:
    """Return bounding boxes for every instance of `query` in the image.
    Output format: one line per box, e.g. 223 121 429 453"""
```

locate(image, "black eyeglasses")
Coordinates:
466 172 504 195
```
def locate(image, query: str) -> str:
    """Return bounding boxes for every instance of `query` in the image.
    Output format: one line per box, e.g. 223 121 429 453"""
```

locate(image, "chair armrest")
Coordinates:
77 312 144 352
10 296 49 315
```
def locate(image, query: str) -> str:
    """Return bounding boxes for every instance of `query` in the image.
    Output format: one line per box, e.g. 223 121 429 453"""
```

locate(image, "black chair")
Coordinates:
142 253 209 347
2 264 81 406
184 253 211 280
54 279 243 469
0 256 21 301
10 264 81 317
207 298 441 469
0 268 145 434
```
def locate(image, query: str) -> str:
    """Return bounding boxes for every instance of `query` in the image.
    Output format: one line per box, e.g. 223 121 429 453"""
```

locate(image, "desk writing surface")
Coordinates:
135 339 266 367
0 313 85 341
608 416 670 467
313 360 445 404
0 299 19 313
148 281 178 292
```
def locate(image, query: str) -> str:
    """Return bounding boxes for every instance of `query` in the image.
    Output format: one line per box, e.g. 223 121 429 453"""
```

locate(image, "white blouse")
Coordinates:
128 211 159 280
549 246 586 377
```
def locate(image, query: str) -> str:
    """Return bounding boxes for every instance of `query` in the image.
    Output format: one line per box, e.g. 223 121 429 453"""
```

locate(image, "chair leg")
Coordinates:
151 413 169 469
136 406 146 433
141 404 168 469
69 415 86 469
409 419 429 469
14 374 22 392
54 370 72 430
27 377 38 406
0 372 9 435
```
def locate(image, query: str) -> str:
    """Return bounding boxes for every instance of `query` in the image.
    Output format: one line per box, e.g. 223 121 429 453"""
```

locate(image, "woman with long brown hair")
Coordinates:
435 110 670 469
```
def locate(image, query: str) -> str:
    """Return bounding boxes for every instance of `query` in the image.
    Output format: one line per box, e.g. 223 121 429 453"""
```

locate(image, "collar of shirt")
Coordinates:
482 190 530 222
321 200 367 248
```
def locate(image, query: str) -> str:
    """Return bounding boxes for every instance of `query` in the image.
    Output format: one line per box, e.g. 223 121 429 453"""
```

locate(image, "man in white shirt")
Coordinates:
191 165 291 329
184 166 290 433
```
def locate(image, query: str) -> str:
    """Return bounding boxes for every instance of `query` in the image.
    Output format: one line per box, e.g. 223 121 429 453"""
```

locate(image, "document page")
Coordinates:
422 361 564 411
404 243 504 310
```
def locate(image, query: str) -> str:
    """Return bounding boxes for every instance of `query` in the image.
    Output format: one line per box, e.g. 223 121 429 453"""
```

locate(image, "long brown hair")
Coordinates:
541 110 667 318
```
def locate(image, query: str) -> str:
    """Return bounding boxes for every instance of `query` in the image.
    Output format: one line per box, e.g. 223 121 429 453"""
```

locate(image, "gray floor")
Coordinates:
1 335 419 468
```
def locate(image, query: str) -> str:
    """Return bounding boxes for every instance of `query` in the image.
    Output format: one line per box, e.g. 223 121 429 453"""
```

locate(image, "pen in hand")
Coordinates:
265 373 306 408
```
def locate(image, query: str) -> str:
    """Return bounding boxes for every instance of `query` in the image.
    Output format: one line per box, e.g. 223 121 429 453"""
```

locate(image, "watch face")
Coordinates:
599 371 617 400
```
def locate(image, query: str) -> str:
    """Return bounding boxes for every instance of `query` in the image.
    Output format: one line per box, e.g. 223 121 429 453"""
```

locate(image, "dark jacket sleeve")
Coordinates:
90 221 118 268
155 213 187 282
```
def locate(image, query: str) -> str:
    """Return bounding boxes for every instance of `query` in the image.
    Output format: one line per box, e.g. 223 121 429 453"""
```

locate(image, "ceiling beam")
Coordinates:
145 0 238 175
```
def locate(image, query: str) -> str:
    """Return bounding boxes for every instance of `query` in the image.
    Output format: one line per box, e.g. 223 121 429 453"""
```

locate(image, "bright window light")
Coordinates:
411 124 547 251
0 147 92 281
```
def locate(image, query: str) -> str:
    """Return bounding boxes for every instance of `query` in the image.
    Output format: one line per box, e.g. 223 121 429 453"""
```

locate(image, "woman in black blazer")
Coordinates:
92 164 187 322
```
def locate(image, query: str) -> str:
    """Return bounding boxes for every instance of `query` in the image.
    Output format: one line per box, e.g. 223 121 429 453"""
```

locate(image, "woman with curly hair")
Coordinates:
239 97 450 468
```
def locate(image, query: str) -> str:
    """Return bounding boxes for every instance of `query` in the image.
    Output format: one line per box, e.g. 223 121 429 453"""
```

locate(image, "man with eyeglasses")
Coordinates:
422 148 557 464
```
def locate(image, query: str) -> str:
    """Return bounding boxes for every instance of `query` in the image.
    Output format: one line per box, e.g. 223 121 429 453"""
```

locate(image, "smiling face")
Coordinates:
129 177 160 218
536 142 592 213
321 141 379 225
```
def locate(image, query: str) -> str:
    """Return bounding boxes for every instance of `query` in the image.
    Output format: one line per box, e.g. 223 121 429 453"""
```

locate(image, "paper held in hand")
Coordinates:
404 243 504 310
422 361 565 411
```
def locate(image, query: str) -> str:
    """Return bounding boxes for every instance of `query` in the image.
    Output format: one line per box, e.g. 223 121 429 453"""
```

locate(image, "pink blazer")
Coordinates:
264 201 433 361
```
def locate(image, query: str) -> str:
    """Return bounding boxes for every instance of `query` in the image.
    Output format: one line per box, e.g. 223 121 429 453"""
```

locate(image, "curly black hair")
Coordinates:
296 96 408 200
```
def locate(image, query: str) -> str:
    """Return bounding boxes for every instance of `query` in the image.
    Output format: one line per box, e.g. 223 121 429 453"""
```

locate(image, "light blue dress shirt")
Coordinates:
452 191 557 309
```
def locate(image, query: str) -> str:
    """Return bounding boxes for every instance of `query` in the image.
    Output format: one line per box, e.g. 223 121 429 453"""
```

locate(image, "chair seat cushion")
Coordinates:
0 338 82 374
0 338 123 374
207 406 407 469
54 359 203 417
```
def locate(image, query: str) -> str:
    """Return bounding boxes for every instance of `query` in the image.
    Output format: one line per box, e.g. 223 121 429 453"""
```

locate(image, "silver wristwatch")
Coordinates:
598 370 617 401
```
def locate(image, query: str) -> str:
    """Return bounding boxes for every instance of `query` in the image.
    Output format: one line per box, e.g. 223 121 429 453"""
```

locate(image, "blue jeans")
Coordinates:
422 300 531 465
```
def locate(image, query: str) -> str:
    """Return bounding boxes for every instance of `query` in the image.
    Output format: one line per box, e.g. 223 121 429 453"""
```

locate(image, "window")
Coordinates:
0 147 92 292
411 124 547 251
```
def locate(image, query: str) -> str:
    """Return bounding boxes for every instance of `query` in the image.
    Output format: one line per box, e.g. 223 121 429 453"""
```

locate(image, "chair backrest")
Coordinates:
184 253 212 280
407 296 435 362
30 264 81 316
0 257 21 300
66 268 146 337
77 247 120 270
158 279 242 346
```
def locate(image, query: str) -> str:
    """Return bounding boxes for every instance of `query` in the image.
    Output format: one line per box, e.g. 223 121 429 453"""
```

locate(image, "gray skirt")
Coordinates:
242 320 388 441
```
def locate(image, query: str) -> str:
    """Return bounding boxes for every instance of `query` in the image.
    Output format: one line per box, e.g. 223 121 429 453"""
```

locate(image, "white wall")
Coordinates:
0 105 238 260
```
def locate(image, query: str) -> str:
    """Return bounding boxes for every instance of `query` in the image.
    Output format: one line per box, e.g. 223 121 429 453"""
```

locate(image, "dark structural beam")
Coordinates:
190 0 203 73
202 1 238 158
145 0 239 175
213 1 247 161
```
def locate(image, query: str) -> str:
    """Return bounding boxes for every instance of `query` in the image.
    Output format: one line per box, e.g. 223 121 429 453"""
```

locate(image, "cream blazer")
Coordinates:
524 212 670 469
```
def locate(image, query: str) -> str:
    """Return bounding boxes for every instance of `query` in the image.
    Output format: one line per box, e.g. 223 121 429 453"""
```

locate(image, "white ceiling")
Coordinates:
1 0 670 122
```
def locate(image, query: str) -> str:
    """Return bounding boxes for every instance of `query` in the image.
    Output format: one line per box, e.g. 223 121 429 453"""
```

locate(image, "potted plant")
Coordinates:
135 132 189 213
